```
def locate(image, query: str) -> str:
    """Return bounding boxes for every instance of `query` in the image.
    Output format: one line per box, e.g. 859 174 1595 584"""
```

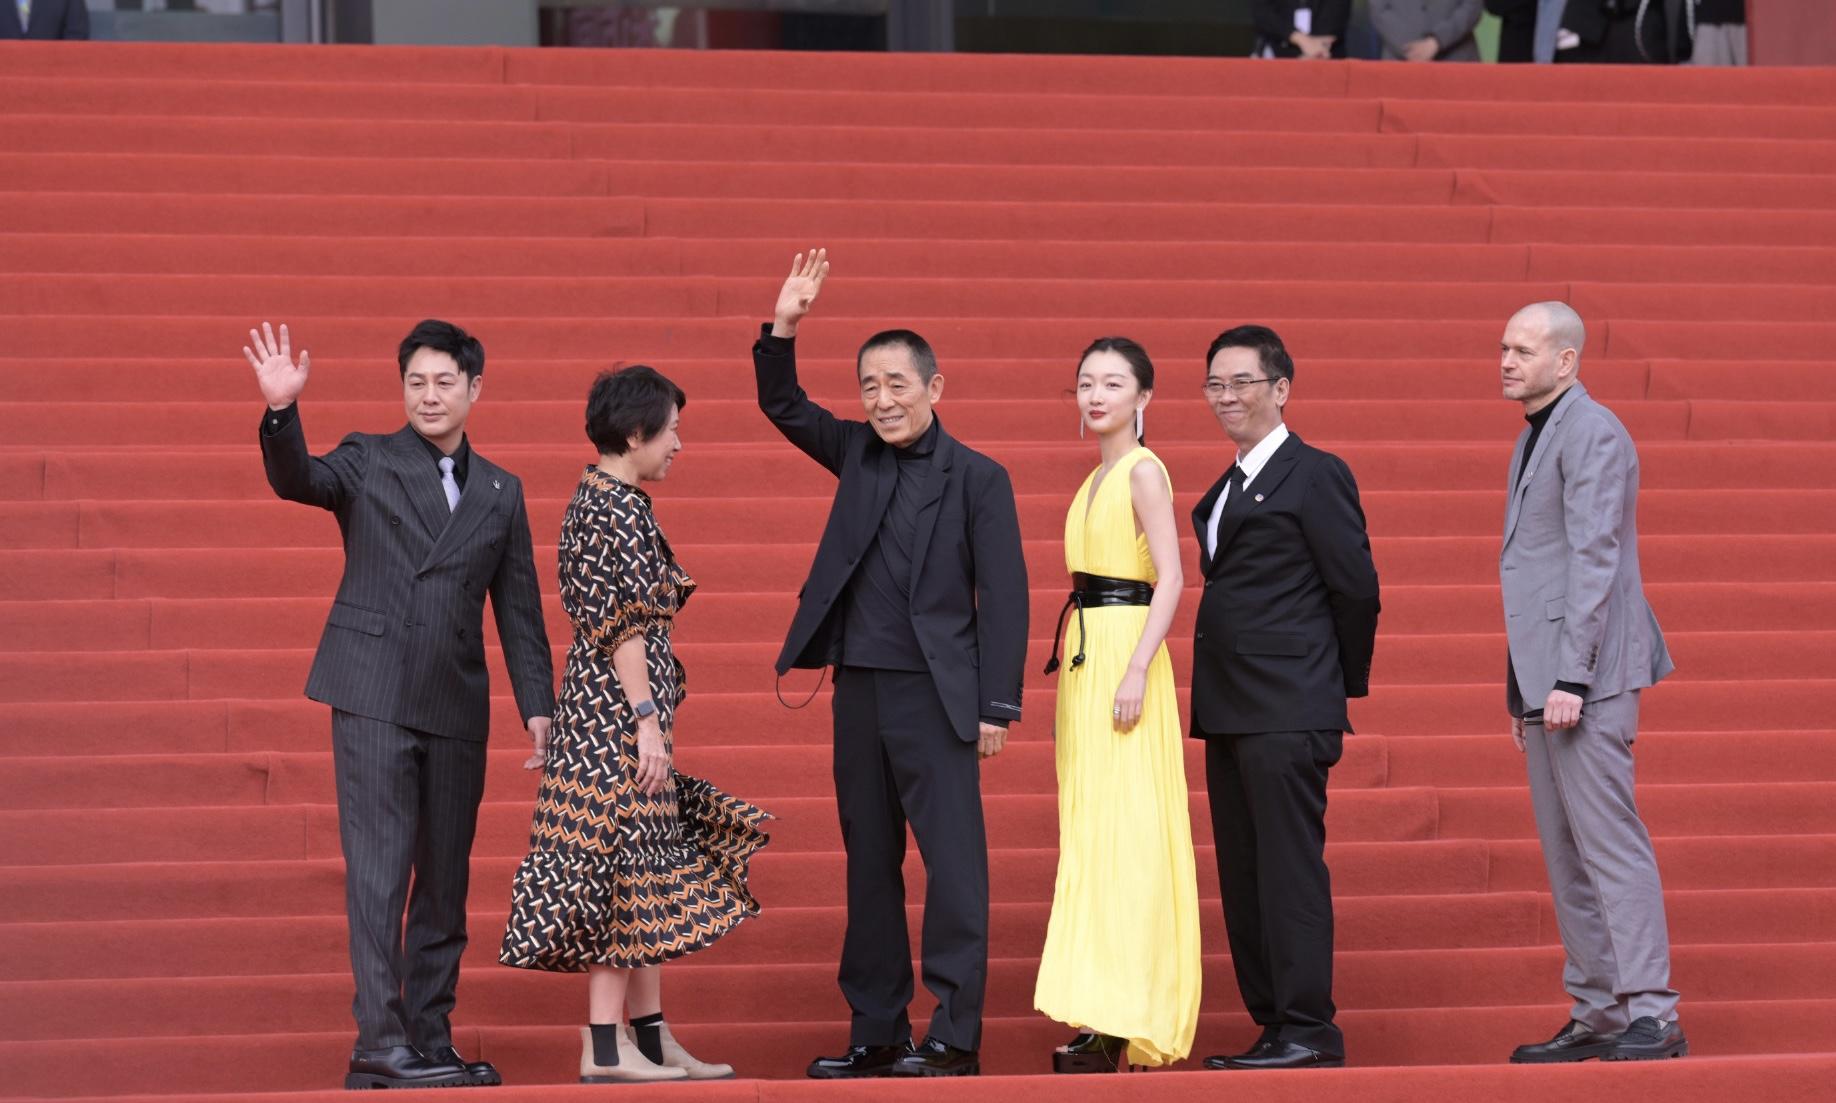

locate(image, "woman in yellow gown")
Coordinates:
1034 337 1202 1071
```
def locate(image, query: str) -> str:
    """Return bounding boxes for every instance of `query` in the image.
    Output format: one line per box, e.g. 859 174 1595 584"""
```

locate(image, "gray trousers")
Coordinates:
1524 689 1680 1028
331 709 490 1051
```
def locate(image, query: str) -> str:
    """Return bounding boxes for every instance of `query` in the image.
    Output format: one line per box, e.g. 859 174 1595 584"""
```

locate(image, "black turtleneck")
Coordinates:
840 416 940 672
1516 384 1571 489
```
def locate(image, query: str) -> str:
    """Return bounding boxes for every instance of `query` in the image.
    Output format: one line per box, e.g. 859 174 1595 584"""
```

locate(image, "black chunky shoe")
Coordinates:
1053 1032 1126 1073
1509 1020 1619 1064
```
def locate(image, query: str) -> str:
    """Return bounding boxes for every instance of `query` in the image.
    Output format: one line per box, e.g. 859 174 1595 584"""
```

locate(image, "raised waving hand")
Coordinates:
771 248 829 339
244 321 310 411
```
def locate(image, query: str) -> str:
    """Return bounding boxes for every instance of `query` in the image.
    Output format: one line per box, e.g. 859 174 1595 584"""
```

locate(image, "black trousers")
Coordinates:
831 666 988 1051
331 709 489 1051
1203 728 1344 1058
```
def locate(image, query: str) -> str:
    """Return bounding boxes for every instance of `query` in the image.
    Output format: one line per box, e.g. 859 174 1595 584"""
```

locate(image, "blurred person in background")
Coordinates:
2 0 89 38
1372 0 1484 60
1252 0 1350 58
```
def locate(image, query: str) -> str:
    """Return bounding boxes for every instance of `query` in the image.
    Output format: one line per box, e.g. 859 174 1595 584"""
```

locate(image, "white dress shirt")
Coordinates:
1206 422 1289 559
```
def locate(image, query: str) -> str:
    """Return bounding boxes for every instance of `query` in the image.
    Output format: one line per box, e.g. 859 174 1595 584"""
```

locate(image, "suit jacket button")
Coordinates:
456 629 466 640
1195 631 1205 640
1204 579 1212 588
390 515 401 526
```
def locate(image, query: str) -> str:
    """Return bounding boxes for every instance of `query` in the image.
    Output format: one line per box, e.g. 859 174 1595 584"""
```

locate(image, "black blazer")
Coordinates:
0 0 88 38
754 332 1027 743
260 413 555 741
1190 433 1379 737
1252 0 1351 56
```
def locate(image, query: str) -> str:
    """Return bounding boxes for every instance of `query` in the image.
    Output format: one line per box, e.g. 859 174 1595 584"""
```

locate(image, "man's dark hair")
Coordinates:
857 329 938 383
1205 324 1295 384
398 319 485 380
586 365 687 456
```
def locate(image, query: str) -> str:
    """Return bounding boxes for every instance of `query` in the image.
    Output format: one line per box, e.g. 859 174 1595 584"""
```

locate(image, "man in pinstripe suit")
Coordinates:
246 320 556 1089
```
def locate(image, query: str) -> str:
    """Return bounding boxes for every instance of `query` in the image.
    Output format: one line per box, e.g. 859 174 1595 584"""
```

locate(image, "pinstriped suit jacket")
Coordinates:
261 414 556 741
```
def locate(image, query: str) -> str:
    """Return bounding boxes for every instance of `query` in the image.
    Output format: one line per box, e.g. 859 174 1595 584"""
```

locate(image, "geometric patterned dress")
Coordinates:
500 468 771 971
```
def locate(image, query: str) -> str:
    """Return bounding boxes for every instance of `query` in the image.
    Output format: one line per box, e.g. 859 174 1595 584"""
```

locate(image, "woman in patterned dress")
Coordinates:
500 365 770 1084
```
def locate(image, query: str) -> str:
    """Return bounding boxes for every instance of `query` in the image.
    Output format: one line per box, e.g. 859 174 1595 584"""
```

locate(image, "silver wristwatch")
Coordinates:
632 699 658 720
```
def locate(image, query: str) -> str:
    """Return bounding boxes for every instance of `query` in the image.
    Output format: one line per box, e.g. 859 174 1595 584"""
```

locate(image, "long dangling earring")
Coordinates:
1135 407 1144 441
1078 414 1086 440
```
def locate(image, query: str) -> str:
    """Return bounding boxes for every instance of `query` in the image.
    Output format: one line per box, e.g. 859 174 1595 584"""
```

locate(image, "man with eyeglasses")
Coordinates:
1189 325 1380 1071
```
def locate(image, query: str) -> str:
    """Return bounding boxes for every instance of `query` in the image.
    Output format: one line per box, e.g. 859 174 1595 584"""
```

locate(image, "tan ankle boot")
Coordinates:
648 1022 736 1080
578 1025 689 1083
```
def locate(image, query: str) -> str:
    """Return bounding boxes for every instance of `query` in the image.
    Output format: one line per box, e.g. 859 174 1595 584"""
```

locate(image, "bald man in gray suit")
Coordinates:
1496 303 1685 1065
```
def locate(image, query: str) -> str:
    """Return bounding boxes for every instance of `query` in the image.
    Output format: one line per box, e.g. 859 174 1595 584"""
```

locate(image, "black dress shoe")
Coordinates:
344 1045 471 1089
1604 1017 1688 1061
428 1045 502 1086
1203 1029 1280 1069
1053 1031 1126 1073
890 1036 980 1077
807 1042 912 1079
1220 1040 1344 1070
1509 1020 1619 1064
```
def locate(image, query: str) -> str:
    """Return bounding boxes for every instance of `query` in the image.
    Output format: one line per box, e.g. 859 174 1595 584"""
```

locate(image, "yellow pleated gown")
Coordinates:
1033 447 1202 1067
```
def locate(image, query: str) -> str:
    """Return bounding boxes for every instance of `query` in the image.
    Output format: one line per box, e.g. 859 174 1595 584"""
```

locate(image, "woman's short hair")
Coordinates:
585 365 686 455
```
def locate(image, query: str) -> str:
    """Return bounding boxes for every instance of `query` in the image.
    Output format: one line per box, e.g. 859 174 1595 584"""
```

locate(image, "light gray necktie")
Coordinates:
438 456 460 512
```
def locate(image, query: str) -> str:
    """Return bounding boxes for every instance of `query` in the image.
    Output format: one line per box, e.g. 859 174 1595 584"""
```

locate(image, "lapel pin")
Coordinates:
493 478 502 490
1254 493 1264 502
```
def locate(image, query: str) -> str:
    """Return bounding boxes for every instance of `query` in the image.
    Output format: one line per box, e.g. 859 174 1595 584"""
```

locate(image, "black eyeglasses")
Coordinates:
1202 378 1278 397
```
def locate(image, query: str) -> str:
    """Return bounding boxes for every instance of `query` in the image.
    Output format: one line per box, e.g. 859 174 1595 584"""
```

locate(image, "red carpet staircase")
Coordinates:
1 40 1834 1103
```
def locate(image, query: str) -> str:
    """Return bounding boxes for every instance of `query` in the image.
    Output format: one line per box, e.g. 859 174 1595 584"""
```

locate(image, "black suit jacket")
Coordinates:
1252 0 1351 56
0 0 88 38
1190 432 1379 736
260 412 555 741
754 332 1027 743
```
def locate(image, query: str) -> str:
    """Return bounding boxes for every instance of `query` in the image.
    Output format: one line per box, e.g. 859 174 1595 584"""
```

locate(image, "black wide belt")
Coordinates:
1043 571 1155 675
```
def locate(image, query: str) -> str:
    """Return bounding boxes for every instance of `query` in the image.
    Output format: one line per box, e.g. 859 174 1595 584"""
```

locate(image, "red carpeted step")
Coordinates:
0 114 1422 167
0 398 1686 449
1528 245 1836 285
7 943 1833 1041
1418 133 1836 176
10 490 1831 558
6 781 1833 870
24 442 1836 504
0 839 1502 925
0 235 1535 283
6 531 1826 601
6 1028 1836 1098
0 113 575 159
0 76 541 122
0 275 1585 323
6 354 1654 409
1380 98 1836 142
11 886 1836 984
0 581 1827 654
1459 170 1836 212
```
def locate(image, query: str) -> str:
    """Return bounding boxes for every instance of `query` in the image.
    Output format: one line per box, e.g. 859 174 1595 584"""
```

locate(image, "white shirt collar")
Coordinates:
1236 422 1289 485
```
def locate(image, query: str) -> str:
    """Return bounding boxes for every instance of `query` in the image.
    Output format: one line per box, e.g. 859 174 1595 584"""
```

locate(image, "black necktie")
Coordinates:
1221 464 1250 517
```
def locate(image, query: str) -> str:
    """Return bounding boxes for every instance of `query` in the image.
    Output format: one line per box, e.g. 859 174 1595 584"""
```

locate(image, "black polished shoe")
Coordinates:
1203 1029 1279 1070
1220 1040 1344 1070
1509 1020 1620 1064
427 1045 502 1086
344 1045 472 1089
1053 1032 1126 1073
890 1036 980 1077
1604 1017 1687 1061
807 1042 913 1080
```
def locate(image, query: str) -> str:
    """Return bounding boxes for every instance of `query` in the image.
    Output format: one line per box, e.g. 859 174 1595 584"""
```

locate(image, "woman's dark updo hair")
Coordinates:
1077 336 1154 443
586 365 687 456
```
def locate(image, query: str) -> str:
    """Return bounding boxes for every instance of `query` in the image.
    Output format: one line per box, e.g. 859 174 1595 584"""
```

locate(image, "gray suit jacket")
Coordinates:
261 413 555 741
1371 0 1484 60
1501 381 1673 715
